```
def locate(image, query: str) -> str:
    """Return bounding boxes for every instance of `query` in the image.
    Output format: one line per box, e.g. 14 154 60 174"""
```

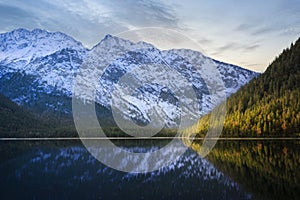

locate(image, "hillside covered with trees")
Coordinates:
0 93 78 137
185 37 300 137
0 93 47 136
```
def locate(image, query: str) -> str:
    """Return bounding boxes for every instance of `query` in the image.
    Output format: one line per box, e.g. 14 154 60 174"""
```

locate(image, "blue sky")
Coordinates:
0 0 299 72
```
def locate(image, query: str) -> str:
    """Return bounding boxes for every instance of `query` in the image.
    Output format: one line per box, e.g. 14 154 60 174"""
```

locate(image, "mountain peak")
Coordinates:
100 34 125 42
0 28 86 66
7 28 50 38
93 34 156 51
1 28 83 45
103 34 113 40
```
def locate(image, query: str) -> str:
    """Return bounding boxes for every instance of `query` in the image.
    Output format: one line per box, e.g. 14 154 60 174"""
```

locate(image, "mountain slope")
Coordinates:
73 35 258 127
0 28 258 128
0 29 87 114
0 93 46 136
186 37 300 137
0 28 85 67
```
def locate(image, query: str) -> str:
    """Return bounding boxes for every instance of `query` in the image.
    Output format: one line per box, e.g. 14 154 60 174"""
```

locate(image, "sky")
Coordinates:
0 0 299 72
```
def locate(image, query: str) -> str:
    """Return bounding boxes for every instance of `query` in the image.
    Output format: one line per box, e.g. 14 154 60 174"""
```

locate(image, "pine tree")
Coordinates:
186 37 300 137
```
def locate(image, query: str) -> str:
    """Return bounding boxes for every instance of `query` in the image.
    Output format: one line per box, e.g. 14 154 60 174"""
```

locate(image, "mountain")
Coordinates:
0 28 258 129
186 37 300 137
0 28 85 66
0 28 87 114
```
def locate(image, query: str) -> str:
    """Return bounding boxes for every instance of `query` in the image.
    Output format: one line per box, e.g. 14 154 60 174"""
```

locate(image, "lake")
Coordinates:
0 139 299 200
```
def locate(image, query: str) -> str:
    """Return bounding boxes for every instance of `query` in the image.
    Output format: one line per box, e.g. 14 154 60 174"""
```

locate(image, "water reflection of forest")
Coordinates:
186 140 300 200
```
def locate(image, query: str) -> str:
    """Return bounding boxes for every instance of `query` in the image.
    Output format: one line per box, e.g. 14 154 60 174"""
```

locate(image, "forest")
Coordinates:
184 37 300 137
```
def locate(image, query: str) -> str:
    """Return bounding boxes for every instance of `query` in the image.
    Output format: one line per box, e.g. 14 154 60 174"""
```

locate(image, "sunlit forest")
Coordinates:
184 37 300 137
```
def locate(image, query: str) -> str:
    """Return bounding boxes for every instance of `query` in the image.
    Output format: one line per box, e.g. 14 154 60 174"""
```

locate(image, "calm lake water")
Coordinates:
0 139 299 200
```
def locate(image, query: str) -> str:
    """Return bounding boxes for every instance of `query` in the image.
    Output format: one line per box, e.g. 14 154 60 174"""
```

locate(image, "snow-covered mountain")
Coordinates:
0 29 87 113
0 28 85 67
0 28 258 127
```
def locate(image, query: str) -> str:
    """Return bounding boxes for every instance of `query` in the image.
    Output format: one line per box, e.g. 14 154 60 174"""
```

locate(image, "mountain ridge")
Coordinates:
0 28 258 129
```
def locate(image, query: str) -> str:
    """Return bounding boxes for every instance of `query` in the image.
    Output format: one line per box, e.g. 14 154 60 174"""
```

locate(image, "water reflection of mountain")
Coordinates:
0 140 251 200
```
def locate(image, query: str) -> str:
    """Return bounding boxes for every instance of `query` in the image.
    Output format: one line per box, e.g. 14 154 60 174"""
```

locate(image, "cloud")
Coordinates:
0 4 31 19
244 44 260 51
235 23 254 32
198 37 213 45
250 24 300 37
235 8 300 38
279 26 300 36
0 0 181 47
42 0 180 29
0 4 39 31
235 22 279 36
215 42 260 54
251 26 279 36
218 43 238 52
1 0 300 73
